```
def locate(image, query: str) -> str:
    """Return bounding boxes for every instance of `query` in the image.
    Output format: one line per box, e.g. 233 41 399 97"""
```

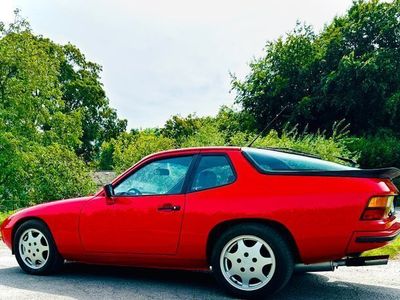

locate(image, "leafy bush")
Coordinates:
97 140 117 171
0 210 14 227
346 132 400 169
228 121 356 164
111 131 175 173
181 123 225 148
346 131 400 187
0 133 96 210
0 132 29 210
27 143 96 205
161 114 203 146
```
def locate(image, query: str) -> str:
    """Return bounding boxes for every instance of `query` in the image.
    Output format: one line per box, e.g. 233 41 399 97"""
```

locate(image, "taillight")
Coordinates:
361 196 396 220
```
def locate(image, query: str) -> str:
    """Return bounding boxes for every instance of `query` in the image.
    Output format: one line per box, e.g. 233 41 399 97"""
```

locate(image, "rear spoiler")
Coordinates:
315 168 400 180
256 168 400 180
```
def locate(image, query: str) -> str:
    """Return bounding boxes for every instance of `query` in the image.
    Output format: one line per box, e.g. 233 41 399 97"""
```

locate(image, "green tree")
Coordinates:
110 130 175 173
60 43 127 160
0 12 109 210
233 0 400 136
0 132 95 210
162 106 256 147
0 20 82 148
181 123 225 147
214 105 256 144
27 143 96 204
161 114 202 145
0 11 127 160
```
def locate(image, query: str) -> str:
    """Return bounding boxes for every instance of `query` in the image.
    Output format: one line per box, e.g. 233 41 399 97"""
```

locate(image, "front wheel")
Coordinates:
14 219 64 275
211 224 294 298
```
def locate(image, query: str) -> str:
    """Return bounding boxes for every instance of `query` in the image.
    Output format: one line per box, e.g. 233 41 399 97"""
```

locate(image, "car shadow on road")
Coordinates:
0 263 399 299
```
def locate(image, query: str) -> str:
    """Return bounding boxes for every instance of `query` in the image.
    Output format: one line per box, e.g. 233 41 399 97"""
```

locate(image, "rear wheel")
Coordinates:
211 224 294 298
14 219 64 275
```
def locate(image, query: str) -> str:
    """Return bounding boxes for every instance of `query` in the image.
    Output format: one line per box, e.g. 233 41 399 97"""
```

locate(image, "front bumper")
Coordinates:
0 216 12 250
346 222 400 254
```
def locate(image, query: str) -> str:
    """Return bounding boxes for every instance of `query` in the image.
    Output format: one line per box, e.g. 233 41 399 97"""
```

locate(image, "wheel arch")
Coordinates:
11 216 49 254
206 218 301 265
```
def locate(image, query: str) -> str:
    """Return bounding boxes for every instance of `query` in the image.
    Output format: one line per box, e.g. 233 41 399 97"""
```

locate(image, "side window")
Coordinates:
114 156 193 196
190 155 236 192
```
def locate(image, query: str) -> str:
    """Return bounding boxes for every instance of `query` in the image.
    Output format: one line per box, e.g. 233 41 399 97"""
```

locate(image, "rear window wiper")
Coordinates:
335 156 358 167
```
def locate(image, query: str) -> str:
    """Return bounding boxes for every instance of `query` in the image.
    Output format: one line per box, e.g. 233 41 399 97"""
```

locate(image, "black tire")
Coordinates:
14 219 64 275
211 223 294 298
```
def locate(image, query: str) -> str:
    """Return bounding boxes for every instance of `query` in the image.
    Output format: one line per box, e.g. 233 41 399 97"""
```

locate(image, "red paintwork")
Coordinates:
1 147 399 270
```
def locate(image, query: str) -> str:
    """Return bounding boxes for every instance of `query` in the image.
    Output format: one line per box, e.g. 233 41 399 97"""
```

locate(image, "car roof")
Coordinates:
150 146 241 158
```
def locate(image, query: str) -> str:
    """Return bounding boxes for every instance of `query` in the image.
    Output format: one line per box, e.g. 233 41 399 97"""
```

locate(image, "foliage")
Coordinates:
26 143 96 205
346 130 400 168
0 11 104 211
0 132 96 210
252 121 356 164
0 132 30 210
214 106 257 143
0 24 82 149
346 130 400 187
98 140 116 171
0 11 126 161
60 43 127 160
161 106 256 147
106 131 175 173
180 122 225 148
233 0 400 136
161 114 203 145
0 210 13 225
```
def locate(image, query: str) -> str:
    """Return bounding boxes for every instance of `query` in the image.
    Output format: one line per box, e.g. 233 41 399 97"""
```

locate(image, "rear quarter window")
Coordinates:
190 155 236 191
243 148 355 172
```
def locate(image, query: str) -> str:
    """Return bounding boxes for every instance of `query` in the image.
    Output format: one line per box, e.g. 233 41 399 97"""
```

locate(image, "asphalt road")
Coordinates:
0 242 399 299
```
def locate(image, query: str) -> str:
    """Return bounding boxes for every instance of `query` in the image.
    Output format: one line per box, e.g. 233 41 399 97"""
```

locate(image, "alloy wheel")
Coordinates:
219 235 276 291
18 228 50 269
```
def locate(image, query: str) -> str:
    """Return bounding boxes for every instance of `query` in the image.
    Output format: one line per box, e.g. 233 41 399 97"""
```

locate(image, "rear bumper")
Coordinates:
346 222 400 254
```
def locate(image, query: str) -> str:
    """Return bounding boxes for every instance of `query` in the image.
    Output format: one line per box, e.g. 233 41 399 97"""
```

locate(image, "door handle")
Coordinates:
157 203 181 212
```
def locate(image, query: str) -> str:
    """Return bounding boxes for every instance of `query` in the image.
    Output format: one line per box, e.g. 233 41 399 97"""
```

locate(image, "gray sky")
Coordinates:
0 0 353 129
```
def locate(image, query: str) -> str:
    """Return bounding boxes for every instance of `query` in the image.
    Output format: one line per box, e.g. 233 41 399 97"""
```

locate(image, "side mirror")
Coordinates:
104 184 114 204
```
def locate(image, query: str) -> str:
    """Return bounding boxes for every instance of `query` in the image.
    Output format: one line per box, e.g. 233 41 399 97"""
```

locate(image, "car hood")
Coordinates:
10 196 94 219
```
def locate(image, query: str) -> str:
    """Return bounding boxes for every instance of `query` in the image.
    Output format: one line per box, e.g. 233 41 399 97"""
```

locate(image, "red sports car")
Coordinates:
1 147 399 298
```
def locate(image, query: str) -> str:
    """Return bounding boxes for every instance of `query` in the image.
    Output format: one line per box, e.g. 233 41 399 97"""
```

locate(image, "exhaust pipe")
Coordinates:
294 255 389 273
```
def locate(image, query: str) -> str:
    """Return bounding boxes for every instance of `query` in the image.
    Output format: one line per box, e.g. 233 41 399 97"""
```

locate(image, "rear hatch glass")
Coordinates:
242 147 356 172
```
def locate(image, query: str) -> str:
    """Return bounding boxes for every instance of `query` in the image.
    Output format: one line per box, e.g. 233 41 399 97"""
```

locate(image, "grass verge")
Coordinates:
0 211 12 224
0 211 14 238
362 237 400 259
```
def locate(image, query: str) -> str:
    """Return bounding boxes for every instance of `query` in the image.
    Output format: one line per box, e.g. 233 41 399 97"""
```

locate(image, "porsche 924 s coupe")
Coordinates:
1 147 399 298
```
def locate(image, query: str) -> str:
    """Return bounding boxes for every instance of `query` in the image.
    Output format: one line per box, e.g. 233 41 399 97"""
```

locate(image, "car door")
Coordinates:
80 154 195 255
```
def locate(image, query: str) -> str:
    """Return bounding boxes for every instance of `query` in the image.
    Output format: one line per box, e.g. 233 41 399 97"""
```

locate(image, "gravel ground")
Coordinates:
0 242 399 299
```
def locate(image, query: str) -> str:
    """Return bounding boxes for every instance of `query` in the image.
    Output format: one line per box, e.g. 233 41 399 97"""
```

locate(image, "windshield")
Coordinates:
243 148 356 172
